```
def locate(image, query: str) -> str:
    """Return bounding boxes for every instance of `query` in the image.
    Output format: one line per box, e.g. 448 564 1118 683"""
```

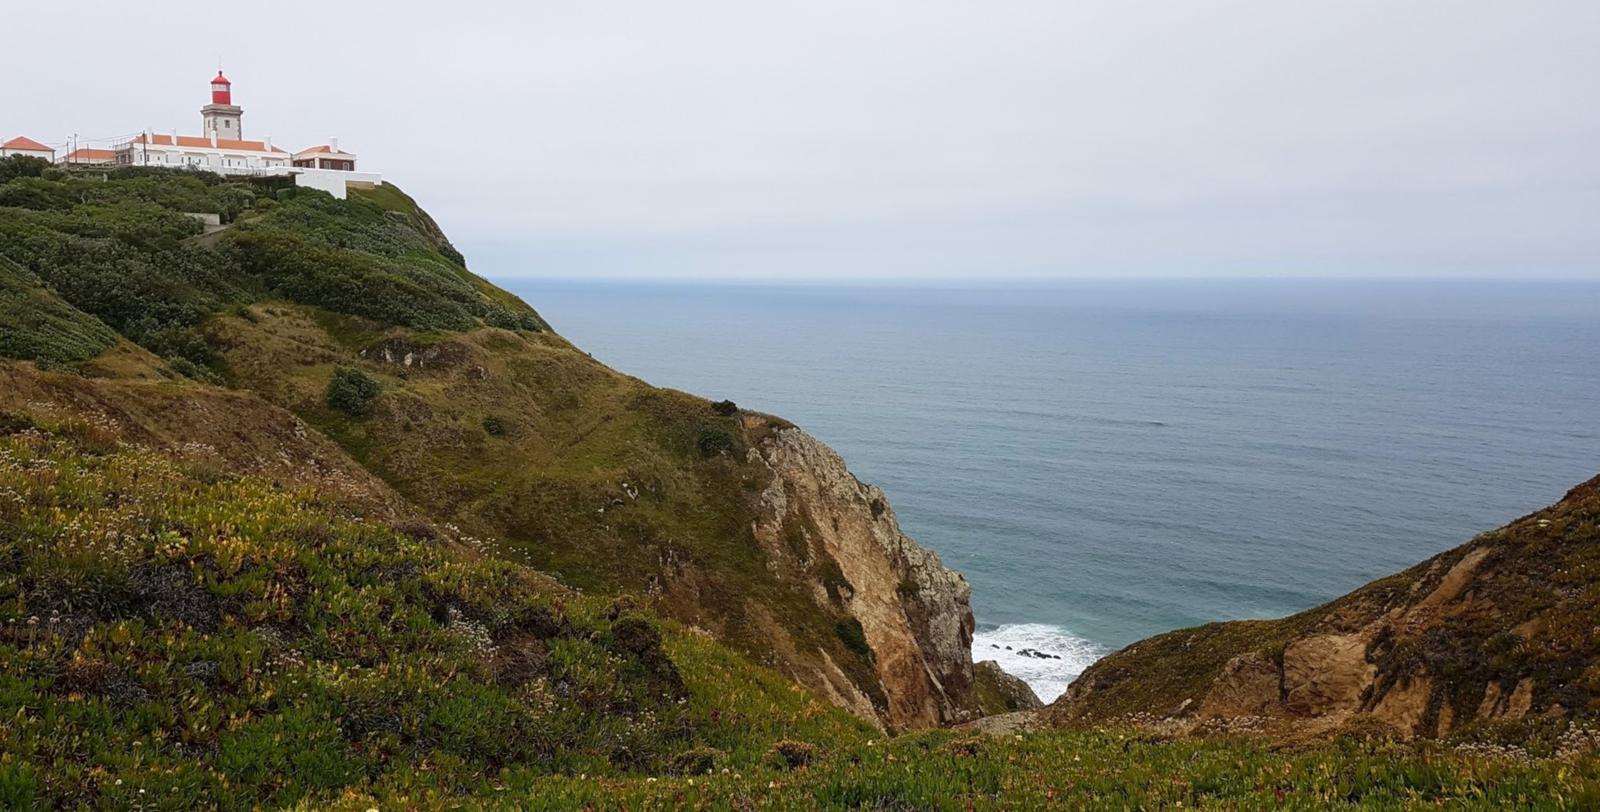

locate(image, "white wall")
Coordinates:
291 168 383 200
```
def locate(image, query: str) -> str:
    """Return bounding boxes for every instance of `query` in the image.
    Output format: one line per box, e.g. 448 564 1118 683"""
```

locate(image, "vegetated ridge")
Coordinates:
0 157 977 733
5 155 1600 808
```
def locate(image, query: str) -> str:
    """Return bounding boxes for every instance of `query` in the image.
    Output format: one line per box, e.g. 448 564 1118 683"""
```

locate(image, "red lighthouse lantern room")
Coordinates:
211 72 232 105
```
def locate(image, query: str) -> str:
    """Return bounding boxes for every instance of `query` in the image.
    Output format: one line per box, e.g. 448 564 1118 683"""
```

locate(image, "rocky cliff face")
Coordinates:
204 300 982 732
1 166 988 732
1049 474 1600 740
748 424 976 729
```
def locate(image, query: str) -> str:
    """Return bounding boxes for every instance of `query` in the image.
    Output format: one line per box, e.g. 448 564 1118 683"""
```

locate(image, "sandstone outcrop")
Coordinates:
1051 473 1600 739
749 424 977 729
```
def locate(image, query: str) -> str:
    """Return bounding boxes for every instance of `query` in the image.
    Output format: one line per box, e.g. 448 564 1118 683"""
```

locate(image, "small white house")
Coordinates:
293 140 358 171
1 136 55 162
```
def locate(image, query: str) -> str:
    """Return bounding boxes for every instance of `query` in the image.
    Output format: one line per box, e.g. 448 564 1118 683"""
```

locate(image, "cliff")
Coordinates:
1048 473 1600 740
0 162 978 730
749 424 975 727
8 158 1600 807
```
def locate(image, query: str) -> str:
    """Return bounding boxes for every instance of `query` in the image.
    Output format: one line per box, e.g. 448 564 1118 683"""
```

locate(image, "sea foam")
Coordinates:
971 623 1107 703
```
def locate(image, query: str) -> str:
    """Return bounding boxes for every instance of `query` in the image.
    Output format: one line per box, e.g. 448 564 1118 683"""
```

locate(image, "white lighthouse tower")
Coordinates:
200 71 243 140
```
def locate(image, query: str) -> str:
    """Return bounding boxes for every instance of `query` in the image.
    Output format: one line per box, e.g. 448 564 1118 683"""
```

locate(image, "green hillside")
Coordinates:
5 155 1600 808
0 415 868 808
0 157 975 726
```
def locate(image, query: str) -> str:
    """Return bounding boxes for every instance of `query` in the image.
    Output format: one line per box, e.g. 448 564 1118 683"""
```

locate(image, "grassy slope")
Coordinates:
4 422 1600 808
7 160 1600 807
0 161 899 721
0 417 870 809
202 184 893 715
0 255 117 365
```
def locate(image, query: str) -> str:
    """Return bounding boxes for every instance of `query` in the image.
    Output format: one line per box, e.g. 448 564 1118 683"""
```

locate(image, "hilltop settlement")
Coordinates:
2 71 377 199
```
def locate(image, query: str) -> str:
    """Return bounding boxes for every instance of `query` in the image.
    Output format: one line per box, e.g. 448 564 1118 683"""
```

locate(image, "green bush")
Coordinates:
326 367 380 416
669 745 724 776
835 619 872 659
482 415 507 436
0 257 118 365
768 740 817 770
697 429 735 458
0 169 547 364
0 154 49 183
711 399 739 416
484 303 544 332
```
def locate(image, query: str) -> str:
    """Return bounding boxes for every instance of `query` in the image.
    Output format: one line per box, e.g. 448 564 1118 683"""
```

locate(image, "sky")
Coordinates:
3 1 1598 280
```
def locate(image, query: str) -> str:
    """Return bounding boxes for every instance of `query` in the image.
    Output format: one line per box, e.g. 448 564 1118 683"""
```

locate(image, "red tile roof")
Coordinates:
65 148 117 162
292 144 354 158
3 136 53 152
132 133 286 153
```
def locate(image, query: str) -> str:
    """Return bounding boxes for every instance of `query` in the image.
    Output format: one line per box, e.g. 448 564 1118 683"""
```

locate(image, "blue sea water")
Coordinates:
499 279 1600 700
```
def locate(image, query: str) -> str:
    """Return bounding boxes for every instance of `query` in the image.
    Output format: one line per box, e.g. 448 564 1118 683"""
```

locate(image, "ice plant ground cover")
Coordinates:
4 418 1600 809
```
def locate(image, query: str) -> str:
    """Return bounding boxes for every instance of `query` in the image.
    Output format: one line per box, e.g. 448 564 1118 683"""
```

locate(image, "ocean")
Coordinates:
499 279 1600 701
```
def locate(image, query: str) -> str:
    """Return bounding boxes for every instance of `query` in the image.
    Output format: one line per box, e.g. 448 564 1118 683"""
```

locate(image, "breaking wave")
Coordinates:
972 623 1108 703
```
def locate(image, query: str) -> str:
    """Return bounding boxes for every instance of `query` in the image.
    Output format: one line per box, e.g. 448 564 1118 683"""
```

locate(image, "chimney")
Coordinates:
263 135 272 152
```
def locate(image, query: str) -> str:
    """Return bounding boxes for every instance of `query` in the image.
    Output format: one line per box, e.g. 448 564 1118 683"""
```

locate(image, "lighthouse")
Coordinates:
201 71 243 140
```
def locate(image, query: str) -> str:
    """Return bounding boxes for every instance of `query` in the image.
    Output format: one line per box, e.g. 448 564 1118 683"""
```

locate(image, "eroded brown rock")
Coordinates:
749 425 977 729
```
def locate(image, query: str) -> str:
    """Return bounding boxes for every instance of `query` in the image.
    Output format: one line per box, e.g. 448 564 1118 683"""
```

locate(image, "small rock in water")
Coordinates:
1014 647 1064 660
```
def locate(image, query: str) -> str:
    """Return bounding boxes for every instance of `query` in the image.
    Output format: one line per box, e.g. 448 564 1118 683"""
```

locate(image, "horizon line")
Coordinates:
483 274 1600 286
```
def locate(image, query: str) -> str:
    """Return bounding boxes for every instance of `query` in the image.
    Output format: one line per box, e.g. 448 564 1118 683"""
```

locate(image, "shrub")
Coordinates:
835 619 872 659
482 415 507 436
711 399 739 416
769 740 817 770
668 745 724 776
326 367 379 416
484 303 544 332
697 429 735 458
0 257 119 365
166 356 221 384
942 735 988 758
0 155 49 183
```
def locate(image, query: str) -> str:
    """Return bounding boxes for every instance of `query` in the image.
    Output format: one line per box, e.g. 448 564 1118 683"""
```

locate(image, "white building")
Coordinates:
1 136 55 161
116 130 291 173
114 73 289 172
98 70 382 197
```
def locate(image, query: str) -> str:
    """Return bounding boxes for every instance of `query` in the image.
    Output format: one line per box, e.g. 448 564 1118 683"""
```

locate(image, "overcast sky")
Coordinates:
5 1 1598 280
